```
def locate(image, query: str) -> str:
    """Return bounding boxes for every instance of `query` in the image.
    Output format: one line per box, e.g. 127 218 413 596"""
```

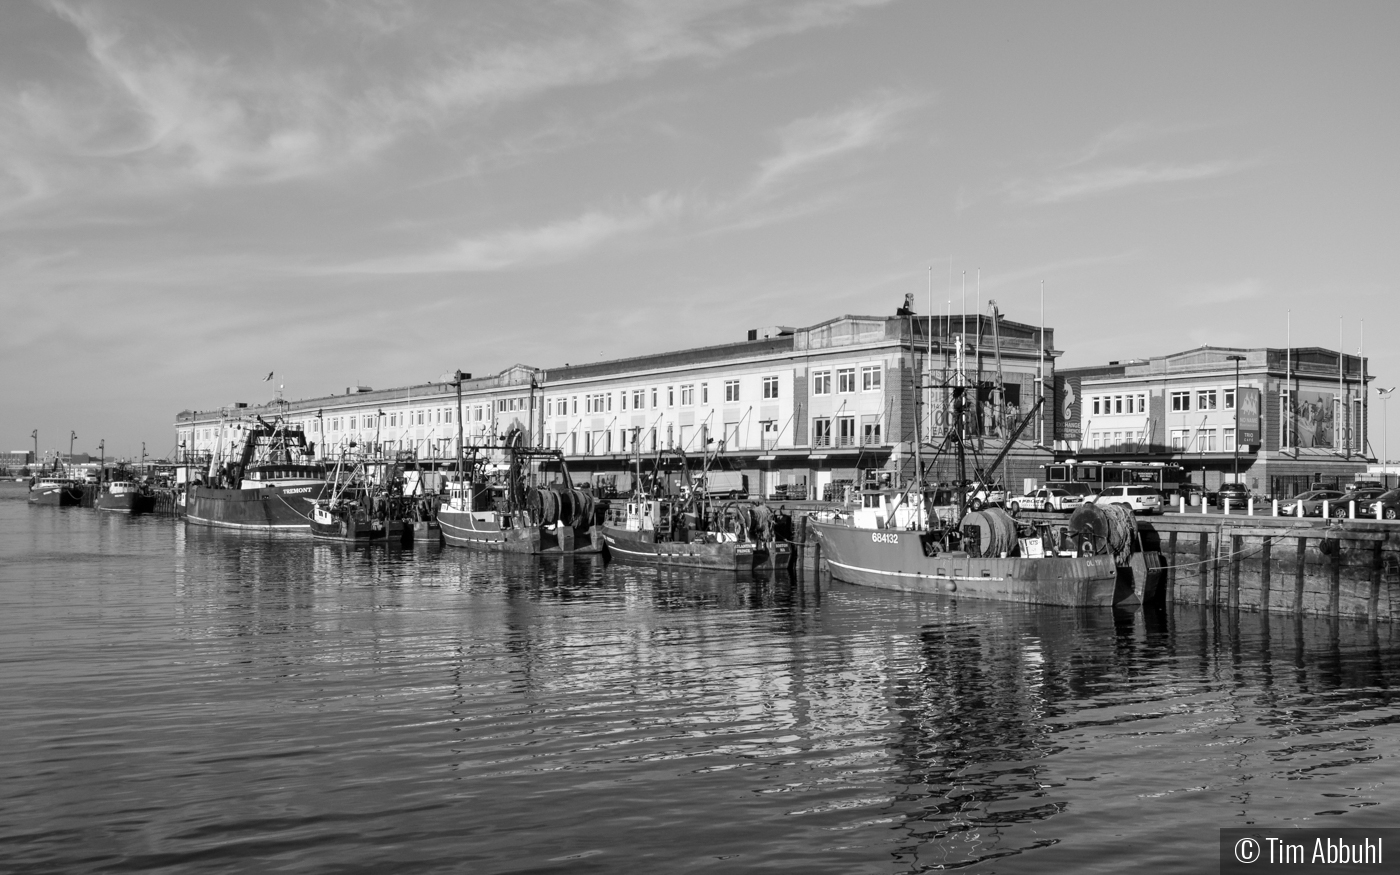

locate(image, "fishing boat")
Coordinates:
95 478 156 514
599 448 792 571
28 474 83 507
807 334 1137 608
185 417 329 532
308 459 408 544
437 439 602 554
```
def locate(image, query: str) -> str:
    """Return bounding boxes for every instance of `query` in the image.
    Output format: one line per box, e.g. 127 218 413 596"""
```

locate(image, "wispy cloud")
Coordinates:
752 92 921 192
1008 160 1253 205
333 193 684 274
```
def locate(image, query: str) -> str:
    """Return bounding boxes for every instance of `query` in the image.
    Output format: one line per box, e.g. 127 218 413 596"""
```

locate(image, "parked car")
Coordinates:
1090 485 1164 514
1009 486 1087 513
1211 482 1253 508
964 481 1006 510
1372 488 1400 521
1277 489 1344 517
1327 486 1388 518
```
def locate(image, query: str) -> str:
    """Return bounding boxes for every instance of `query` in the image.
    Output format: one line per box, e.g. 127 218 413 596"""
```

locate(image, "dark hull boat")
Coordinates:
310 505 406 544
438 443 602 555
28 478 83 507
439 506 599 553
187 482 327 531
600 524 790 571
95 482 156 514
184 417 328 533
808 519 1124 606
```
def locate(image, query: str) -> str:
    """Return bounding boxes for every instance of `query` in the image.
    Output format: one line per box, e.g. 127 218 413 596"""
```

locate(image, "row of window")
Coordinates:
1170 428 1237 452
539 416 886 455
812 366 882 396
546 375 790 417
1169 388 1236 413
1090 394 1147 416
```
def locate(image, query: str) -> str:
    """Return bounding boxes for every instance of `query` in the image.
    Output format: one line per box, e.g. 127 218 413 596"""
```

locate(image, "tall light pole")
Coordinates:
69 431 77 468
1226 355 1245 483
1379 387 1395 479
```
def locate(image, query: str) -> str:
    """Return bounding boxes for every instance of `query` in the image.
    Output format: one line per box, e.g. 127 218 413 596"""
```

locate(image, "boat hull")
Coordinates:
310 516 406 544
186 483 328 532
438 507 600 554
95 492 157 514
600 525 792 571
808 520 1129 607
28 485 83 507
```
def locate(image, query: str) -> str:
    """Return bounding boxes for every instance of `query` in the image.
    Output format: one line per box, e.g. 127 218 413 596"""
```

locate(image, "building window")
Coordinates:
680 384 694 405
862 418 881 445
724 380 740 402
667 386 675 407
1171 429 1188 450
1092 397 1101 416
700 383 708 404
1197 390 1217 410
546 399 552 417
633 389 645 409
813 370 831 395
1200 430 1217 452
651 388 658 408
1171 391 1190 412
1224 389 1235 410
813 418 832 447
620 392 626 411
571 397 577 415
1137 394 1147 413
837 367 856 393
1224 427 1236 448
762 376 779 399
445 409 452 423
1113 396 1122 414
838 416 856 447
861 366 882 392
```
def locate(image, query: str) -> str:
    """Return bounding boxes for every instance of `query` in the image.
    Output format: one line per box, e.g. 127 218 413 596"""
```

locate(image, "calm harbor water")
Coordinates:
2 482 1399 873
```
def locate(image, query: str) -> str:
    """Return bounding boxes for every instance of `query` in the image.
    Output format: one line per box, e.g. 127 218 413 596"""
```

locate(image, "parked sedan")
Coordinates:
1372 488 1400 521
1008 487 1087 513
1090 485 1164 514
1278 489 1345 517
1326 487 1388 518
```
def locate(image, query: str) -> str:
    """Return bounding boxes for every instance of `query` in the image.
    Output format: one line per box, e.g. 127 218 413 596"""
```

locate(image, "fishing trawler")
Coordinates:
308 459 407 544
95 478 156 514
599 448 791 571
28 474 83 507
185 417 329 532
807 334 1132 608
437 437 602 554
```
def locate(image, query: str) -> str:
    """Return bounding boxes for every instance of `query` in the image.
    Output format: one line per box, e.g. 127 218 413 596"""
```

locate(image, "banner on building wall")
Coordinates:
973 382 1022 437
1289 390 1334 448
1236 387 1261 445
1054 376 1082 441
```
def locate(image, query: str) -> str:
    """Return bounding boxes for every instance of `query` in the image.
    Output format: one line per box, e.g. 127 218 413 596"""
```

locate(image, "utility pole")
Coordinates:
1227 355 1245 483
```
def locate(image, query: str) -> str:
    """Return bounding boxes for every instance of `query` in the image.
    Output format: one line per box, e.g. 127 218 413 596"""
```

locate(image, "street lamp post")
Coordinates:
1379 387 1395 481
1227 355 1245 484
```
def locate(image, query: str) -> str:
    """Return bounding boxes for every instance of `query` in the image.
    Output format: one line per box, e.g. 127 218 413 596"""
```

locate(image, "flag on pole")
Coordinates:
264 371 275 382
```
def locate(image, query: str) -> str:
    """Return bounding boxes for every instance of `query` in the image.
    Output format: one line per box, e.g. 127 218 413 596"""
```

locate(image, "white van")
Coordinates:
694 471 748 498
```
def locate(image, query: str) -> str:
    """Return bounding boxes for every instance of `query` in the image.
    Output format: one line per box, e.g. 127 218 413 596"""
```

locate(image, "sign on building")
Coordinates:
1237 387 1261 446
1054 376 1082 441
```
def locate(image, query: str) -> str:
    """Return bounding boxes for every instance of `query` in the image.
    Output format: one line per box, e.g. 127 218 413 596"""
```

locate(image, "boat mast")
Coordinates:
909 310 924 490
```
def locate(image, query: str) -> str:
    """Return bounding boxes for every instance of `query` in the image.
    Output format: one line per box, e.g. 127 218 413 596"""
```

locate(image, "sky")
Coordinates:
3 0 1399 461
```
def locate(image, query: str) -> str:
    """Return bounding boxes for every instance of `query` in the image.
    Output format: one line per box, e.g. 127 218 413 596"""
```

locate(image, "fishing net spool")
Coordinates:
1066 502 1135 565
960 507 1018 558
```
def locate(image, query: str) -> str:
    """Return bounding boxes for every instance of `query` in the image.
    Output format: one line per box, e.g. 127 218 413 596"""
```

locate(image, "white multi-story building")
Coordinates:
176 310 1057 501
1057 346 1373 495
